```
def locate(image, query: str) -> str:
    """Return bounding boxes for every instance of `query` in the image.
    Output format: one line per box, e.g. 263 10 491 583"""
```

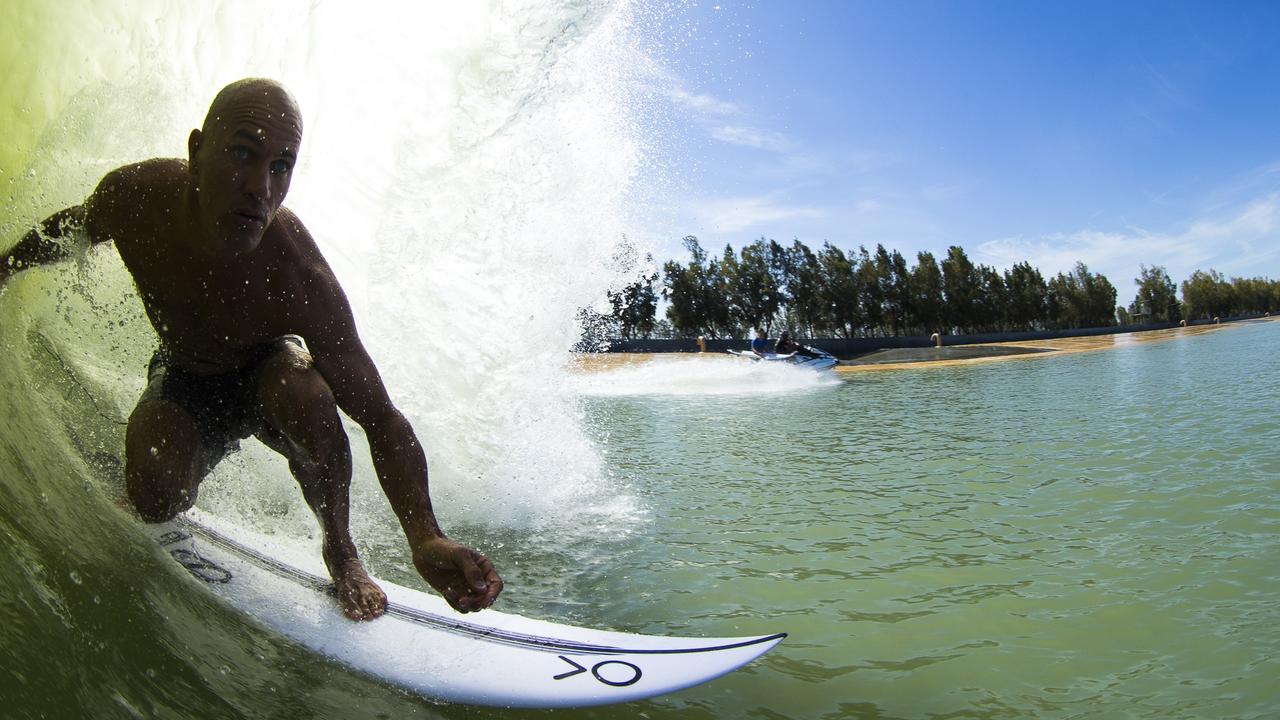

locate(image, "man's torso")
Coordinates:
96 159 326 375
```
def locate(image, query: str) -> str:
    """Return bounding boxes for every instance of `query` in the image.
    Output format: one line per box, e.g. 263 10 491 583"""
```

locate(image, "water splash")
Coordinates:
574 354 843 397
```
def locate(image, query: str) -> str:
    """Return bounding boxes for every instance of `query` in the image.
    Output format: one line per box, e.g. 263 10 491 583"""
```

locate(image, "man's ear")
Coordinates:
187 129 202 175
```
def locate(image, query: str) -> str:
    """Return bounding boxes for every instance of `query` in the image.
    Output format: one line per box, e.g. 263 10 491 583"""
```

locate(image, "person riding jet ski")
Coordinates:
774 330 820 358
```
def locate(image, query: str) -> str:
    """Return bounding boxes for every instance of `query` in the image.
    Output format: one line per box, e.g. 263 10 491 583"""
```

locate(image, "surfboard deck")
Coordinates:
147 511 785 708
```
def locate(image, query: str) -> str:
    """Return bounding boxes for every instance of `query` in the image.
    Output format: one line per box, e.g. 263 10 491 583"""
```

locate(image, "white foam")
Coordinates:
574 355 842 397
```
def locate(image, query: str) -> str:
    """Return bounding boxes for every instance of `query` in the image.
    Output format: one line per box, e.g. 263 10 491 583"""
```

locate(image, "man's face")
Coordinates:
189 91 301 256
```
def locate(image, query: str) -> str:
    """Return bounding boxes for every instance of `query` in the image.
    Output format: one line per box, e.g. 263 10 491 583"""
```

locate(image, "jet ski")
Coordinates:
726 344 838 371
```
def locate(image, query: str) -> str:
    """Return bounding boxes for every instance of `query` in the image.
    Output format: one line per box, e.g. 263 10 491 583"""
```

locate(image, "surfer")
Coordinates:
0 78 502 621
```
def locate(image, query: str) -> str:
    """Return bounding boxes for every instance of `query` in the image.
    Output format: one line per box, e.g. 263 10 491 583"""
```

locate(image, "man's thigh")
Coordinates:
124 399 209 521
253 338 343 455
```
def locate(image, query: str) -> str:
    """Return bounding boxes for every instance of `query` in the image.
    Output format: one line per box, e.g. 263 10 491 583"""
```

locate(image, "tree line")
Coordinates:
589 236 1280 341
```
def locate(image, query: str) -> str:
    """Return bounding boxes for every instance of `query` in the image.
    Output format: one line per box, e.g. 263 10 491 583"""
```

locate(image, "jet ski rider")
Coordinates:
750 328 770 357
774 330 817 358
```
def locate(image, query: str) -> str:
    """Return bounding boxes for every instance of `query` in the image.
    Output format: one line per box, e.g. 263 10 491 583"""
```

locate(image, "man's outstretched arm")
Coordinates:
1 205 86 285
2 167 137 287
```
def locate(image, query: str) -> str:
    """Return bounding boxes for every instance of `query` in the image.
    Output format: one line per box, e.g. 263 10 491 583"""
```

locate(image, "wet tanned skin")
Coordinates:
3 79 502 620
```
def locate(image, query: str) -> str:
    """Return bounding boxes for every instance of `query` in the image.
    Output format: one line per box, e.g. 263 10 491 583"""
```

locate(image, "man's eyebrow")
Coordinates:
231 128 266 145
230 128 297 159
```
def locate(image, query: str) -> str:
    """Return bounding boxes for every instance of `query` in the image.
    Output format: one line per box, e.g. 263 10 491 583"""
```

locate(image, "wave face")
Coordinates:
1 2 654 716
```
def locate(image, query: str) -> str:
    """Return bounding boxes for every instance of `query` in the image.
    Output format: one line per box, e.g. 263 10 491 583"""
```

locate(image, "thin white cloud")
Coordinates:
660 77 793 155
668 86 738 115
694 194 824 235
710 125 792 153
975 193 1280 289
853 198 884 215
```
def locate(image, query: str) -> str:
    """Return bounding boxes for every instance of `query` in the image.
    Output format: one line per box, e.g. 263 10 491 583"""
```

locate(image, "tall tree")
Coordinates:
609 262 659 339
941 245 980 333
1228 276 1277 315
1048 262 1116 329
1131 264 1180 323
1004 261 1048 331
908 251 945 334
1180 269 1233 320
888 249 911 335
856 245 884 336
662 236 732 338
1084 268 1118 327
872 244 910 336
974 264 1008 332
816 242 860 338
723 239 783 333
780 239 825 336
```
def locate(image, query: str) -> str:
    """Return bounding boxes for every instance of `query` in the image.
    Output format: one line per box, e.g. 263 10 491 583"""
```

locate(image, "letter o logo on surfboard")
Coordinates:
555 656 642 687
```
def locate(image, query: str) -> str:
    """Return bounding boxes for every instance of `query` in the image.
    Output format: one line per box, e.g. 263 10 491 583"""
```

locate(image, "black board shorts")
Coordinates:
139 335 306 474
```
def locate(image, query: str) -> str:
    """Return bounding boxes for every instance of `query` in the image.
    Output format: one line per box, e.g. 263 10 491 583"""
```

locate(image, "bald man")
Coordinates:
0 78 502 621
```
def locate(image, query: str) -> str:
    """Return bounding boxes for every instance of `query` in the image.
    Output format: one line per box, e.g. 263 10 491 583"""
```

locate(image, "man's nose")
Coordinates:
244 163 273 201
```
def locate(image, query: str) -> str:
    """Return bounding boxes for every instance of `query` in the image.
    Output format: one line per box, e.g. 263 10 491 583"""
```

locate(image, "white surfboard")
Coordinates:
147 511 785 708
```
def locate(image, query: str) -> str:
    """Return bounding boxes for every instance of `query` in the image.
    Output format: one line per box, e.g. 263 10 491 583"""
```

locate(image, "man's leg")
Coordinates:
253 341 387 621
125 400 205 522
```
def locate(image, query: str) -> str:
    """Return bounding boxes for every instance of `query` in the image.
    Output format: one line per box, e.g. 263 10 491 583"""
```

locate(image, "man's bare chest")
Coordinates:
119 237 303 360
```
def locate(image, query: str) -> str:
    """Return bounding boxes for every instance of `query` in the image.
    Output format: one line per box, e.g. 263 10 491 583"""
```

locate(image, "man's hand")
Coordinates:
412 536 503 613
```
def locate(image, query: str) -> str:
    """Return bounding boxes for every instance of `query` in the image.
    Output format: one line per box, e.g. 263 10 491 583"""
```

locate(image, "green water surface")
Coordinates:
565 321 1279 719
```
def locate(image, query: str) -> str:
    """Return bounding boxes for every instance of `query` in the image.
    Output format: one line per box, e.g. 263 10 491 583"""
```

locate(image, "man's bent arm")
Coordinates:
1 206 86 283
312 340 503 611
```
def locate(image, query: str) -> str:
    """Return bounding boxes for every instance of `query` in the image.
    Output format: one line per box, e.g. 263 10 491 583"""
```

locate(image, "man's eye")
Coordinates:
228 146 252 162
270 159 292 175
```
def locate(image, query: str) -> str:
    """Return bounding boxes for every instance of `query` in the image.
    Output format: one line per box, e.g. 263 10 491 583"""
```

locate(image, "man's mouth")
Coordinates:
232 209 268 226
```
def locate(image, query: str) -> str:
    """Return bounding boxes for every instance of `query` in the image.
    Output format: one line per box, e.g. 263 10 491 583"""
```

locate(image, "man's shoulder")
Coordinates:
84 159 185 241
97 158 186 194
265 207 339 288
268 206 322 264
90 158 185 216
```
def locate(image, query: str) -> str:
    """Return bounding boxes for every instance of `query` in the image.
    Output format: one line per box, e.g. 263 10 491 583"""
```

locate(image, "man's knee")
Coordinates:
125 401 202 522
128 481 195 523
257 347 345 457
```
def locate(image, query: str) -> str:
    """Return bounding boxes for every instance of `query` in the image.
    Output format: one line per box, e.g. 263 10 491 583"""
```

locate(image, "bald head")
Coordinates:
186 78 304 256
202 78 302 138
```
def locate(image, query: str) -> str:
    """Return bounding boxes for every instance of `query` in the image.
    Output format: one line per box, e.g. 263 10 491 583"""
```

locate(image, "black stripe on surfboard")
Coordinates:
175 517 786 657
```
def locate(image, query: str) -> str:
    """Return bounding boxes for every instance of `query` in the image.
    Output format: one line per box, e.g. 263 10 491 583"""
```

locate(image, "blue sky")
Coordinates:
642 0 1280 296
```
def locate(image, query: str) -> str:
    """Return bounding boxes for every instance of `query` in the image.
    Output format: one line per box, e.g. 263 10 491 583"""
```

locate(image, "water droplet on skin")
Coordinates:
70 571 83 584
149 446 159 456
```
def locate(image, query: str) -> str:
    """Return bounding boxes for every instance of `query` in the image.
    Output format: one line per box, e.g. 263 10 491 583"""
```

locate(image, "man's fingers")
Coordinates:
454 552 502 612
461 550 489 592
416 541 503 613
481 558 504 604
